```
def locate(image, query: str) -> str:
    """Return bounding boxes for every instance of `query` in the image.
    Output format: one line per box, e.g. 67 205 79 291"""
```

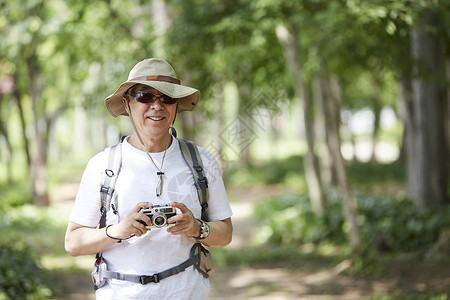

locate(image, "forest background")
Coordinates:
0 0 449 299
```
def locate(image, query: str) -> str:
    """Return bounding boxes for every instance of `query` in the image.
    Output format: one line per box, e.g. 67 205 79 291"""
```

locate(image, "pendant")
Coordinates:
156 172 164 197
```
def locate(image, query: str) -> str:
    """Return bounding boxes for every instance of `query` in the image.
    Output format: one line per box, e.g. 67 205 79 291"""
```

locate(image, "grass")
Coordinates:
211 243 349 269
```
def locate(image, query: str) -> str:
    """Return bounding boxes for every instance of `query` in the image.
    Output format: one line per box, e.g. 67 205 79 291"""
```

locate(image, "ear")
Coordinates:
122 94 130 107
172 102 179 125
122 94 132 115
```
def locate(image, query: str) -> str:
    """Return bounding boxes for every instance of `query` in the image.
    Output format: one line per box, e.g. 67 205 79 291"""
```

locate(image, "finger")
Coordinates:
132 222 148 236
136 212 151 226
134 212 151 228
167 223 189 235
171 202 188 212
134 202 152 212
167 214 185 224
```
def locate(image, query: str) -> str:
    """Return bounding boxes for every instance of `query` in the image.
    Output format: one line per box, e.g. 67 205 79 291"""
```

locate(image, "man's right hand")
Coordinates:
107 202 152 239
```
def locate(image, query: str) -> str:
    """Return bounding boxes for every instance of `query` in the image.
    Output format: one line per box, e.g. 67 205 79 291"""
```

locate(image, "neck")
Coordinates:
128 132 172 153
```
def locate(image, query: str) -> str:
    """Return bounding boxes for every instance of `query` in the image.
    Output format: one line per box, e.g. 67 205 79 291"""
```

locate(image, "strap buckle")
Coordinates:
100 185 115 195
194 164 203 172
196 177 208 189
139 274 159 285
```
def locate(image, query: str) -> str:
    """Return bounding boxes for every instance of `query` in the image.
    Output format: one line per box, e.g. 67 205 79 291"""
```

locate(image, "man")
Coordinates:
65 58 233 299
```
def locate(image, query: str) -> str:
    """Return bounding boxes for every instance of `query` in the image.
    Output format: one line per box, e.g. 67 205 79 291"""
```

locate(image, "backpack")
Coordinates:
91 137 214 289
99 137 209 229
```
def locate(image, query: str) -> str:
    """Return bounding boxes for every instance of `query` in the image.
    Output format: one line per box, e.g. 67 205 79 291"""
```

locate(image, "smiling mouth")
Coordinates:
148 116 165 121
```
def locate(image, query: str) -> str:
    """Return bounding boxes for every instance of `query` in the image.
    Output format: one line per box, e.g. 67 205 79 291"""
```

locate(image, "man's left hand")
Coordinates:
167 202 201 238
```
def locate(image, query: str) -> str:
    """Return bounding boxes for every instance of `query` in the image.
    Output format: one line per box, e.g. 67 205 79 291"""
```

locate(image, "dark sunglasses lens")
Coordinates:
135 92 154 103
134 92 177 105
161 95 178 105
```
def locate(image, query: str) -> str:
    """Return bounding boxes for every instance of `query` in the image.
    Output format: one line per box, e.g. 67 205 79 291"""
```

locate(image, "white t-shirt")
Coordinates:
69 137 233 300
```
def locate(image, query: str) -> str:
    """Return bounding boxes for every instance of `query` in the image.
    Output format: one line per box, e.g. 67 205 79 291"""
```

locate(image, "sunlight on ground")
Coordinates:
210 263 372 300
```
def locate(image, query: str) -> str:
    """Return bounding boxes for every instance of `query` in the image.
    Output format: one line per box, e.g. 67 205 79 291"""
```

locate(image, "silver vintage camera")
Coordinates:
140 204 177 229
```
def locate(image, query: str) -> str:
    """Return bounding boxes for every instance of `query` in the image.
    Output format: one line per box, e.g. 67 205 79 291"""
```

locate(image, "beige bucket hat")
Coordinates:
105 58 200 117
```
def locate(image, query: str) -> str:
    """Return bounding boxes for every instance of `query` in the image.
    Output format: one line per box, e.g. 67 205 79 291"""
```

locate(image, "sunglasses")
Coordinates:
133 91 178 105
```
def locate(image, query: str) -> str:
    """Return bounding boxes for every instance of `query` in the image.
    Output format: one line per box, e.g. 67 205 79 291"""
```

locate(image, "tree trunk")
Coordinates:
276 23 325 214
13 73 31 170
371 74 382 162
27 55 49 207
320 76 361 253
314 79 338 188
0 115 13 183
399 78 415 196
237 82 252 167
303 81 324 214
446 57 450 188
409 9 448 208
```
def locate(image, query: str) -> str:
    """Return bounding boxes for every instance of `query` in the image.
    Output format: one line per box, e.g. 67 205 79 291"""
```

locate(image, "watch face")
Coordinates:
201 221 210 238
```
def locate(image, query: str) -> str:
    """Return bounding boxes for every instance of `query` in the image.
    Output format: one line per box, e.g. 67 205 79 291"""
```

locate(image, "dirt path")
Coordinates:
210 185 371 300
50 183 450 299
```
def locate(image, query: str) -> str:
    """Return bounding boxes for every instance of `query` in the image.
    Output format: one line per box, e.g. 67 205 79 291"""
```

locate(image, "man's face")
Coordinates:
126 84 177 141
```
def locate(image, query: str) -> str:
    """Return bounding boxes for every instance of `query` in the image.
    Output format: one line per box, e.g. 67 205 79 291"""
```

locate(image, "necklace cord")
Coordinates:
125 100 171 197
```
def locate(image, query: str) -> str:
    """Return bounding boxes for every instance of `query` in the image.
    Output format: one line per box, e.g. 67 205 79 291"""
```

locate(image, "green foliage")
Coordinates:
0 182 32 212
210 244 341 269
341 70 400 110
0 182 66 299
224 155 303 186
358 194 450 253
224 156 404 190
0 177 66 256
347 159 405 183
254 191 450 254
0 205 67 256
0 243 52 300
253 192 346 245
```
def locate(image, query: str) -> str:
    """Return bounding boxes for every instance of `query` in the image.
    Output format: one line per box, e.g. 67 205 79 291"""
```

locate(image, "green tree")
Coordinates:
0 0 157 205
407 2 449 207
166 0 288 164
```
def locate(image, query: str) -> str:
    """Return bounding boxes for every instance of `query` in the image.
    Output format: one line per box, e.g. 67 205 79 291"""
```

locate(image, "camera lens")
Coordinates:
152 213 167 227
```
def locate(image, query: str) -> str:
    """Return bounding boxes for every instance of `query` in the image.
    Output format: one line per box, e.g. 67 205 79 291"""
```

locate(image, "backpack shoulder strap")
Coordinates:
178 138 209 221
99 138 124 228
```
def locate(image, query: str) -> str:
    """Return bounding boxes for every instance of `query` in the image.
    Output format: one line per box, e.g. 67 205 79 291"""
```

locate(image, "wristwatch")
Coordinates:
196 219 210 239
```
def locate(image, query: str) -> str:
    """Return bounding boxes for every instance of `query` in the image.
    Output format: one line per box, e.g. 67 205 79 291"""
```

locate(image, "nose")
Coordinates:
149 96 165 110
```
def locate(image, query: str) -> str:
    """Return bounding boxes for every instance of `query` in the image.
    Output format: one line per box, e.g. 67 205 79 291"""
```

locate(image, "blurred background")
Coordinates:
0 0 449 299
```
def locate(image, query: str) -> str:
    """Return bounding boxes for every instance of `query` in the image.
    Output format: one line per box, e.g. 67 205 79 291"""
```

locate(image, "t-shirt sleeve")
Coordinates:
68 151 106 227
198 147 233 222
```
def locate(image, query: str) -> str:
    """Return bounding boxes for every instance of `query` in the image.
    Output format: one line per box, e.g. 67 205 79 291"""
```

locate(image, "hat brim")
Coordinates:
105 80 200 117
